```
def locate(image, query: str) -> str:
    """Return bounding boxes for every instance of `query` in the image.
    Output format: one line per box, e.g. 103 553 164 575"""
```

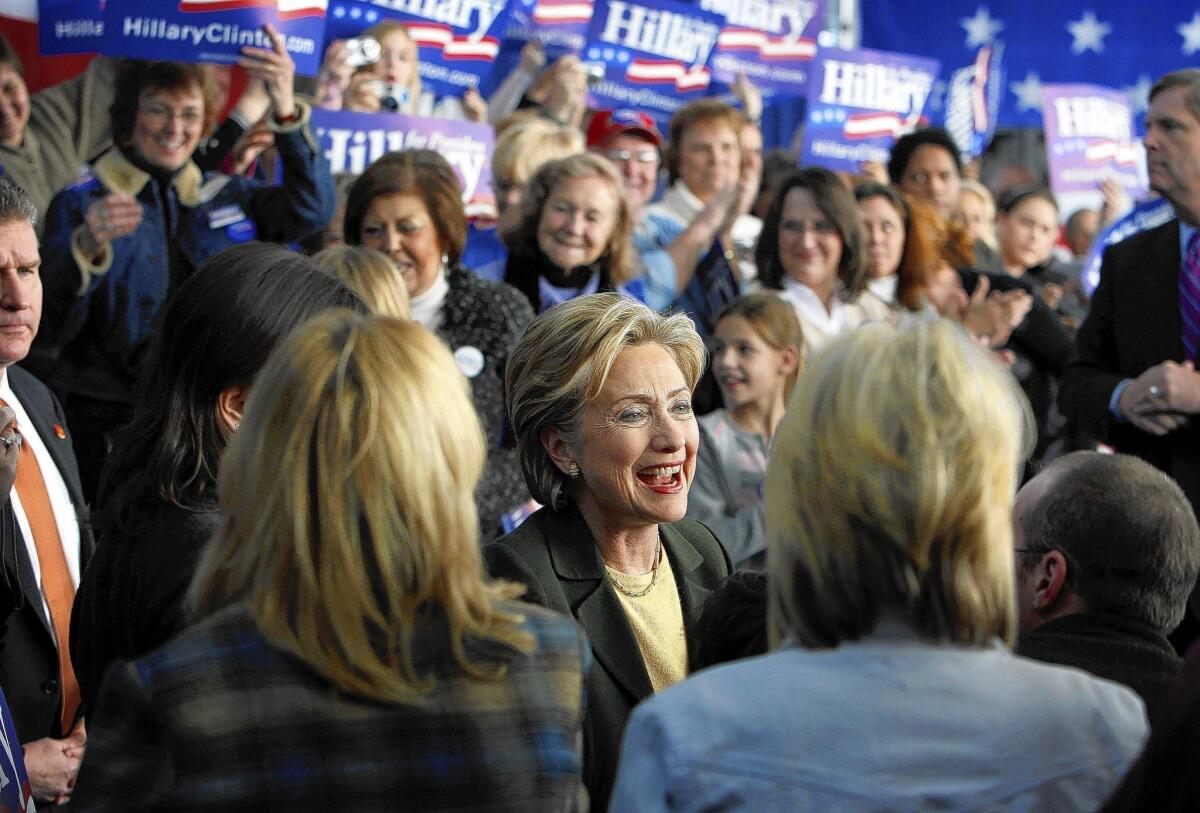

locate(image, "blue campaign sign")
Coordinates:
1080 197 1174 298
696 0 823 95
800 46 939 174
939 42 1003 160
99 0 328 75
506 0 594 54
38 0 104 56
583 0 724 121
324 0 511 96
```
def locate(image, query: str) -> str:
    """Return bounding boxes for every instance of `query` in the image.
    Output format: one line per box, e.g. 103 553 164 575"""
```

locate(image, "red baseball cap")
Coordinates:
586 109 663 148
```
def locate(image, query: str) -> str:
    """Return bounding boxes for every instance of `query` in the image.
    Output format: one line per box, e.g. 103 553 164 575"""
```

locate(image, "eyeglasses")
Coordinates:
602 149 659 165
139 103 204 127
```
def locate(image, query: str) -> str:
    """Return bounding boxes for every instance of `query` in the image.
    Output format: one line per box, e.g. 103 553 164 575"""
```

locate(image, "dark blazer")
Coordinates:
1060 220 1200 509
0 364 94 742
440 265 534 537
72 602 589 812
483 505 732 811
1015 610 1181 728
70 498 222 715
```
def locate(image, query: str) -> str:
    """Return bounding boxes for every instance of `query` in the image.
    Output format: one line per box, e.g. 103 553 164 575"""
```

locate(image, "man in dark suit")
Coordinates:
1013 452 1200 726
0 176 92 806
1061 69 1200 511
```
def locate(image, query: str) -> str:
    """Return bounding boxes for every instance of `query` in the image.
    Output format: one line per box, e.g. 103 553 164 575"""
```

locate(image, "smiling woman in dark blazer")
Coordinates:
484 293 732 811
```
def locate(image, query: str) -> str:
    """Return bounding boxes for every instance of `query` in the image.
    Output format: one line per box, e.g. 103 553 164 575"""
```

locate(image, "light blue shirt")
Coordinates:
635 213 686 312
611 626 1147 812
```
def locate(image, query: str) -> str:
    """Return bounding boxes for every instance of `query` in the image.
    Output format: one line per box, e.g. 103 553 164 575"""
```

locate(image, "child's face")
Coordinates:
712 315 792 412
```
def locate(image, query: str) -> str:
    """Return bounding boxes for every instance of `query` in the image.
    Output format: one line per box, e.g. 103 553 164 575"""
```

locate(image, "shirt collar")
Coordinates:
93 147 206 206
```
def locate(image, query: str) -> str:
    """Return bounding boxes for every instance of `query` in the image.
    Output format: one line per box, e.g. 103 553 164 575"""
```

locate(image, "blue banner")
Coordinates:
1080 196 1174 297
697 0 823 95
582 0 724 123
506 0 594 54
324 0 511 96
800 46 939 173
38 0 104 56
99 0 328 75
311 107 495 217
862 1 1200 131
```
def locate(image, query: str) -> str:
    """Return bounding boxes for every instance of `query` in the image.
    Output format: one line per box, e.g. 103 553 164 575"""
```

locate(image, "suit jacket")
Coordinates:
0 364 94 742
71 601 589 812
1015 611 1181 728
1060 220 1200 509
483 506 732 812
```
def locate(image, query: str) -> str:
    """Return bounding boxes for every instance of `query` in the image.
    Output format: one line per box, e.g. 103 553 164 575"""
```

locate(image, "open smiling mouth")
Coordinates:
636 463 684 494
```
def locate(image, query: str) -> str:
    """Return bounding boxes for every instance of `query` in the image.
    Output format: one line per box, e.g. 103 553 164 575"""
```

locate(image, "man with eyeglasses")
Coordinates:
586 108 753 317
1013 451 1200 727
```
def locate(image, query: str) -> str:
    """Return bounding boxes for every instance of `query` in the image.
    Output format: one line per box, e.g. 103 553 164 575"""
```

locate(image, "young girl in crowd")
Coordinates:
686 293 801 568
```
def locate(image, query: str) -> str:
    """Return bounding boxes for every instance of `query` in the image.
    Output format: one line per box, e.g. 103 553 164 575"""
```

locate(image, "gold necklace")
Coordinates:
606 538 662 599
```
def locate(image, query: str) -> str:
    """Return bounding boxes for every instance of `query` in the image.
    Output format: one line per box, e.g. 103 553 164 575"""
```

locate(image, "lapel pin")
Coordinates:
53 424 66 439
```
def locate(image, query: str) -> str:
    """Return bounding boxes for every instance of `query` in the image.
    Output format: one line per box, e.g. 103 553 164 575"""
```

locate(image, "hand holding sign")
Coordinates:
80 192 143 259
239 23 297 120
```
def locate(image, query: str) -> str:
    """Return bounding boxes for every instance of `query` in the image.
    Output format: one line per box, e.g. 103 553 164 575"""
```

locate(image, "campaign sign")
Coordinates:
582 0 724 120
324 0 510 96
311 108 495 217
99 0 328 75
506 0 594 54
696 0 823 94
38 0 105 56
800 47 939 173
942 42 1003 159
1042 83 1146 198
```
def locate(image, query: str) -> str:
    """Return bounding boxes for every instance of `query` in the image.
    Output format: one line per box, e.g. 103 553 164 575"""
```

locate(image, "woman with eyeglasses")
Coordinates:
38 33 334 498
757 167 890 361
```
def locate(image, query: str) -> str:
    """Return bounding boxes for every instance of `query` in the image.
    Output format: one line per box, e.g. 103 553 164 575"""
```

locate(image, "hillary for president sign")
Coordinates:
582 0 723 121
311 108 495 217
1041 83 1146 198
800 47 939 174
697 0 823 94
324 0 511 97
99 0 328 75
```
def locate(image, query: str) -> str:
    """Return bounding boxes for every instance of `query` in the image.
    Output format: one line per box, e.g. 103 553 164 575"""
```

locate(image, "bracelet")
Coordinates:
274 109 300 125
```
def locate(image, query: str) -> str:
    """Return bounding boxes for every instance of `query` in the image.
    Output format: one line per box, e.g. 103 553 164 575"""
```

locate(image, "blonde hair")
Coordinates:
507 293 706 510
958 178 998 249
502 152 638 287
189 312 532 703
716 292 804 394
492 116 585 188
363 20 422 113
313 245 411 320
766 318 1033 650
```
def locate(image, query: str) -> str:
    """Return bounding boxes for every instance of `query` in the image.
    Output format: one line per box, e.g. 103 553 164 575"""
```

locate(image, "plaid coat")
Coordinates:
70 601 589 812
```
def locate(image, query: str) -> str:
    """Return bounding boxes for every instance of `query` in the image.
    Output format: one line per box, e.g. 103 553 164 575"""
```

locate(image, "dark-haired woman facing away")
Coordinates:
69 242 365 713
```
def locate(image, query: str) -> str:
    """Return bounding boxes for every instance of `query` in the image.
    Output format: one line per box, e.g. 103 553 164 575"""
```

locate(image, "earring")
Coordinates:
441 252 449 269
566 461 580 478
232 422 241 432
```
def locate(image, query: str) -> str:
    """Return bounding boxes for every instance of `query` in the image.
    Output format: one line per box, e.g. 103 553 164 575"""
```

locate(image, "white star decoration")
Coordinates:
1123 75 1153 115
961 7 1005 48
1011 71 1042 113
1067 11 1112 55
1180 12 1200 56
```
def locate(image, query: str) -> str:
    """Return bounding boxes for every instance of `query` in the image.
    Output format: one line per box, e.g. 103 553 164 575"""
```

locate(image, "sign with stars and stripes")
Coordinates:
1041 82 1146 198
506 0 594 54
695 0 825 94
800 46 940 173
582 0 724 123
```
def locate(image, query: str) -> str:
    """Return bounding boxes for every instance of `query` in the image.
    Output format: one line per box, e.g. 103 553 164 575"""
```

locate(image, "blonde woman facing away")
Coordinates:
72 313 589 811
611 318 1147 812
313 244 412 319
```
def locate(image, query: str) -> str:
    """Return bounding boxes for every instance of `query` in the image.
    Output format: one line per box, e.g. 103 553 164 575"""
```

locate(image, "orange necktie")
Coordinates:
3 405 79 734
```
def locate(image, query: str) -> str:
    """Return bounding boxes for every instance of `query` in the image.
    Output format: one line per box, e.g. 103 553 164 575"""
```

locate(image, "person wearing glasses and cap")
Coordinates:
587 108 754 314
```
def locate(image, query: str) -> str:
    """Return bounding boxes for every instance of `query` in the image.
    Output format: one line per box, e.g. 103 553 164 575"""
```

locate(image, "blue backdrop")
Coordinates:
861 1 1200 132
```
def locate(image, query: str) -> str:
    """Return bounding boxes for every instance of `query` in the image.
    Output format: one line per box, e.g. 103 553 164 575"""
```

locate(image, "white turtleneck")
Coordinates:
409 270 450 332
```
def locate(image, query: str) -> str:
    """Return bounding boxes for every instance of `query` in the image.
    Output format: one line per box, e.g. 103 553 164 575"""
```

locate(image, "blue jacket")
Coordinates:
38 108 334 403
